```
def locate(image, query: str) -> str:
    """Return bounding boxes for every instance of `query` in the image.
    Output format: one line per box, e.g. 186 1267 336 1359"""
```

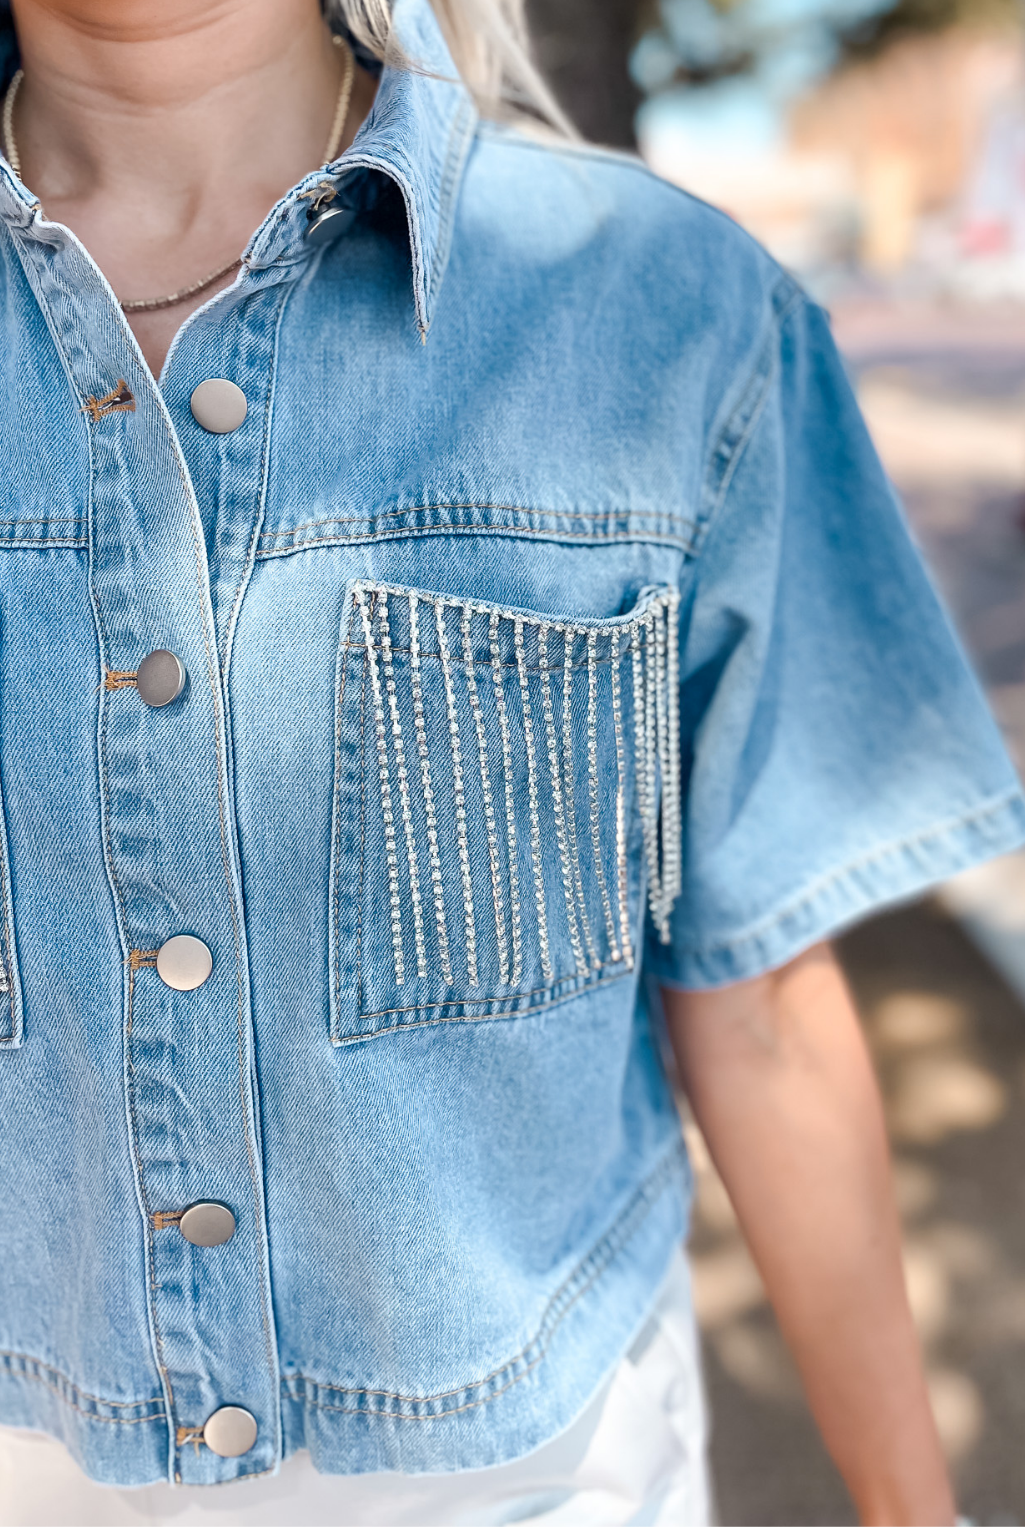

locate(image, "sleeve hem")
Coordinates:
648 787 1025 991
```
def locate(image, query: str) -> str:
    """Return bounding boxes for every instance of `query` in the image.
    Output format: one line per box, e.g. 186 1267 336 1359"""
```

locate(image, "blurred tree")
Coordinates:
524 0 647 145
840 0 1022 58
631 0 1022 104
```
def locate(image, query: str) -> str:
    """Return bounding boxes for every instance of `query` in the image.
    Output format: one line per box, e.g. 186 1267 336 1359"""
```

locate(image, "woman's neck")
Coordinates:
7 0 377 373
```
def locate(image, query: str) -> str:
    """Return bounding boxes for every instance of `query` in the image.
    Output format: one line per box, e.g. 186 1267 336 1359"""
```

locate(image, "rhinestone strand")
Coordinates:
378 594 428 979
409 594 453 985
463 606 509 985
435 600 478 987
653 599 672 941
609 629 634 967
587 628 621 963
538 626 587 979
663 590 683 929
560 630 599 970
632 619 661 927
515 617 552 982
491 613 523 986
355 589 405 985
643 611 664 925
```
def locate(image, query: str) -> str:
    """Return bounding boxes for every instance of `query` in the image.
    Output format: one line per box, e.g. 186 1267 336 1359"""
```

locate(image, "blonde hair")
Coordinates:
324 0 574 132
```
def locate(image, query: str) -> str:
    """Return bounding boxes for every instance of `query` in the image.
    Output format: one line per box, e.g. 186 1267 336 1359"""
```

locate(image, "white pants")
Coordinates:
0 1249 710 1527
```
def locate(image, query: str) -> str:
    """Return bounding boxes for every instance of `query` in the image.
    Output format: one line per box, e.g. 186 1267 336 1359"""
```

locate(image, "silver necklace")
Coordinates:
0 35 356 313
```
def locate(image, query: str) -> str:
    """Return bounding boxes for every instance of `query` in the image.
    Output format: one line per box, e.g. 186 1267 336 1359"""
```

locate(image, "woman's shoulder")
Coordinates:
462 120 803 356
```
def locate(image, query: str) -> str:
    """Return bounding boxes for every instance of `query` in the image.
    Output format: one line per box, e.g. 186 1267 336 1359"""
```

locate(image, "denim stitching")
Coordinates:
104 669 138 692
0 517 85 526
218 278 295 674
93 601 130 933
281 1139 683 1414
0 536 86 548
255 526 695 559
697 278 802 553
354 961 628 1022
81 380 135 423
0 1352 164 1415
125 966 176 1439
331 971 632 1043
258 503 698 539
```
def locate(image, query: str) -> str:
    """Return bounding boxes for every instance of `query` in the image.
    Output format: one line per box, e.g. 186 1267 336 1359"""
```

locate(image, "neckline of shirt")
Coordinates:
0 0 478 338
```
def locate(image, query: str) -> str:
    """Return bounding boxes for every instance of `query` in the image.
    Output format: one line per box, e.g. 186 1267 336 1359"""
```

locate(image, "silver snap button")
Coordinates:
180 1202 236 1247
136 649 185 708
156 935 213 992
305 205 357 246
189 378 247 434
202 1406 257 1458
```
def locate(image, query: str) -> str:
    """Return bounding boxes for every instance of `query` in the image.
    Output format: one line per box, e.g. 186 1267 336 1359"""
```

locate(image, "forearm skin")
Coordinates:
662 943 956 1527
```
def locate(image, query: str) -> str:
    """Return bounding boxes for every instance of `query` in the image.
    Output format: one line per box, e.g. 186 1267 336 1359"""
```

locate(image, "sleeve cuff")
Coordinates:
647 788 1025 991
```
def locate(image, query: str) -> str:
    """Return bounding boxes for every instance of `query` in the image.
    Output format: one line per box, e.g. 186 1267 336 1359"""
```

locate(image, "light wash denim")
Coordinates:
0 0 1021 1494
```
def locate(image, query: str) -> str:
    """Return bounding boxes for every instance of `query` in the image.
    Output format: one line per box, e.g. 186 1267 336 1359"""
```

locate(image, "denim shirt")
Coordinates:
0 0 1021 1492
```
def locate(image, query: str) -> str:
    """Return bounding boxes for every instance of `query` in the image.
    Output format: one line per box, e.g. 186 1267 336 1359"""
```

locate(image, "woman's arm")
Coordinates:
662 942 956 1527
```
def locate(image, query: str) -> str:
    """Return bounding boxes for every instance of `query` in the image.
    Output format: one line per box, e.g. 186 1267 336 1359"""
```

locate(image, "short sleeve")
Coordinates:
648 289 1025 990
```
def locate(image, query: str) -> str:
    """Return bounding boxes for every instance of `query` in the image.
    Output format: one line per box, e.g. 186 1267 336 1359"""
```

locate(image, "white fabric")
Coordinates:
0 1249 709 1527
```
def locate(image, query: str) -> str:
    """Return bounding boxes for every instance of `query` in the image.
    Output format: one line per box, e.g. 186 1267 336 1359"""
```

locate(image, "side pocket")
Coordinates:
0 754 23 1046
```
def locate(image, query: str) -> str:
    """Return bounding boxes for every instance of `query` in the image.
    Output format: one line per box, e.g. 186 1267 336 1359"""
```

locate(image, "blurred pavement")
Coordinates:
693 298 1025 1525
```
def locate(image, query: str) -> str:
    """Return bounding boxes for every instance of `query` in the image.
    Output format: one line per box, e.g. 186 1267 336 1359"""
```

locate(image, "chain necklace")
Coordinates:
0 35 355 313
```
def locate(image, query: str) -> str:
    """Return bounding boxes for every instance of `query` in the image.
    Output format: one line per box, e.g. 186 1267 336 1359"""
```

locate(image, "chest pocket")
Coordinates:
329 579 681 1043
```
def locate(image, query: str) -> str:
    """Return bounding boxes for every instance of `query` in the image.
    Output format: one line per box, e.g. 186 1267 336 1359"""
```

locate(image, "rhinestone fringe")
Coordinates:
349 582 681 991
491 613 523 986
464 605 510 985
409 594 453 985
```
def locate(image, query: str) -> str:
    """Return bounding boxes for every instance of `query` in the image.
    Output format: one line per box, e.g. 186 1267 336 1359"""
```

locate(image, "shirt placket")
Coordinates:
9 215 283 1485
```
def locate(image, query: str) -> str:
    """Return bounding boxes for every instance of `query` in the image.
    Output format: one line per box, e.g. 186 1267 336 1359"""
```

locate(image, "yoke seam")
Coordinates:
258 503 699 539
255 526 695 559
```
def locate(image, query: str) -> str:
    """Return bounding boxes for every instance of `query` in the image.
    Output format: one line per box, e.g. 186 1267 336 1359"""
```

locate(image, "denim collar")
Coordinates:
0 0 478 336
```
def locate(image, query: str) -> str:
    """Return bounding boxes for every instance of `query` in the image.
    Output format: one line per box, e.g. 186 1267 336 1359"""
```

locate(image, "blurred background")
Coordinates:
522 0 1025 1520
